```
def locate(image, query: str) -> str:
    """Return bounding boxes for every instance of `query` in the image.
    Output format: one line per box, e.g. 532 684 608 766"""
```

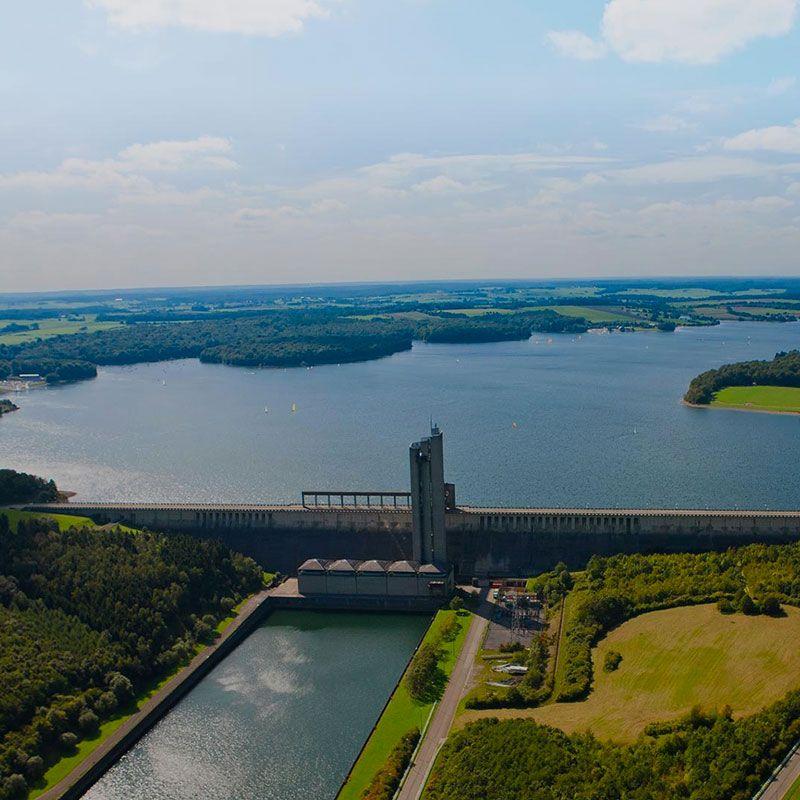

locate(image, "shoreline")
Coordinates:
682 399 800 417
37 587 274 800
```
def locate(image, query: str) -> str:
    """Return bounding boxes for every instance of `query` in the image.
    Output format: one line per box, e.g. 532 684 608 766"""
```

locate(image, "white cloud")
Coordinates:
602 156 784 185
549 0 797 65
637 114 697 133
0 137 237 194
724 119 800 153
117 137 237 171
87 0 333 37
767 76 797 96
546 30 607 61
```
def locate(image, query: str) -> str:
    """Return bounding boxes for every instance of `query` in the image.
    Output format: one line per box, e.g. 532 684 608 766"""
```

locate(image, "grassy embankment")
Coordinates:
0 315 121 346
336 609 471 800
786 773 800 800
711 385 800 414
1 509 268 798
460 603 800 743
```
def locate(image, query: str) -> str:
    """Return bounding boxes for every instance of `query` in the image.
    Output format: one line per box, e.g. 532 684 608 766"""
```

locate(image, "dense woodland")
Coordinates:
0 515 263 799
0 309 585 385
0 470 59 504
431 543 800 799
684 349 800 404
424 694 800 800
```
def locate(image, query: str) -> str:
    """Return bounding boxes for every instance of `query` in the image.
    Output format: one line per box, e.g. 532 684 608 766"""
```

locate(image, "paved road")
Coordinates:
759 743 800 800
397 593 490 800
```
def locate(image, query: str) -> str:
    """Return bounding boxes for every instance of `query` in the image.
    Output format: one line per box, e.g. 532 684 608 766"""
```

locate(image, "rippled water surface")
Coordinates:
84 611 428 800
3 321 800 508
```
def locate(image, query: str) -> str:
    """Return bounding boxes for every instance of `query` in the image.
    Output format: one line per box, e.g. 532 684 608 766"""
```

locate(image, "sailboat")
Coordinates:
291 402 297 413
264 406 269 414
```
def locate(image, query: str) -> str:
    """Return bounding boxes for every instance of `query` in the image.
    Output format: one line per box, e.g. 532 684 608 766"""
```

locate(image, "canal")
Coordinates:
84 611 429 800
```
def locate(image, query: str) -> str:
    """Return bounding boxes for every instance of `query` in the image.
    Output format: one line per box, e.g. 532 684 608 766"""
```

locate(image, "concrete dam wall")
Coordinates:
27 502 800 576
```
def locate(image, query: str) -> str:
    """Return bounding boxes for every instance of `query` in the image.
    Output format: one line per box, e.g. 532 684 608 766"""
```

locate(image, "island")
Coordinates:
684 349 800 414
0 399 18 416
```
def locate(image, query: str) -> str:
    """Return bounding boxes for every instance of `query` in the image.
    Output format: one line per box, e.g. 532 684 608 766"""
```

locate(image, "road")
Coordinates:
758 742 800 800
397 592 490 800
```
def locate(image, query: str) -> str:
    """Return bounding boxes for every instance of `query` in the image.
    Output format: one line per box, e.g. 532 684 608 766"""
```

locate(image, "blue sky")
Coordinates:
1 0 800 291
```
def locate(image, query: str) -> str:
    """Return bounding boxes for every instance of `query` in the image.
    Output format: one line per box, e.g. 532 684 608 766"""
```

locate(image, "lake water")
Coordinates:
84 611 429 800
2 320 799 509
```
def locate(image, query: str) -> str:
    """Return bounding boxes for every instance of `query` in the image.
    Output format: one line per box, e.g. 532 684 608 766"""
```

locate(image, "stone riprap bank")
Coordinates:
26 501 800 576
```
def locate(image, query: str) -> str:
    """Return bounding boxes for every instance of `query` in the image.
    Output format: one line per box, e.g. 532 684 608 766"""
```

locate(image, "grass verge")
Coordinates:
786 771 800 800
336 609 471 800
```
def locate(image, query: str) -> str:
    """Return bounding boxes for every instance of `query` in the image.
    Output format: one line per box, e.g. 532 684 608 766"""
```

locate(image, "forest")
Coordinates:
0 515 264 799
684 349 800 404
0 470 59 504
424 692 800 800
0 309 586 384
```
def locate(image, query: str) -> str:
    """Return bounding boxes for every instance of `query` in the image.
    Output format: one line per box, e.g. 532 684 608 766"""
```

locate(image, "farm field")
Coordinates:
712 385 800 414
458 604 800 743
0 315 121 345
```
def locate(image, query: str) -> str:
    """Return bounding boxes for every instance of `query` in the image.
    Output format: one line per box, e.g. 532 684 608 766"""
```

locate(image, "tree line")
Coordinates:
684 349 800 404
0 470 59 504
0 514 264 799
0 309 587 386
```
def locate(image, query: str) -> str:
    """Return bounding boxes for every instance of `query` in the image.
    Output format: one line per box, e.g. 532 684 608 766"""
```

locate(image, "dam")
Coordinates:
27 427 800 576
26 499 800 576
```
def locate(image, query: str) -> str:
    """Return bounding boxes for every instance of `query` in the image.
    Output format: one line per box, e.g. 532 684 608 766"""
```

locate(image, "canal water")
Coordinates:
84 611 429 800
2 320 799 509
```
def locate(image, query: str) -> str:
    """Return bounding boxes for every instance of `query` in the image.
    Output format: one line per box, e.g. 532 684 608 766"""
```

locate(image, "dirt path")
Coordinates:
397 592 490 800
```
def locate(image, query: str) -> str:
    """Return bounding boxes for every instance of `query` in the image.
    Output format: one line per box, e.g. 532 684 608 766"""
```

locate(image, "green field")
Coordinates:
0 315 121 345
2 509 95 531
439 305 636 324
336 609 471 800
786 773 800 800
460 604 800 742
712 385 800 414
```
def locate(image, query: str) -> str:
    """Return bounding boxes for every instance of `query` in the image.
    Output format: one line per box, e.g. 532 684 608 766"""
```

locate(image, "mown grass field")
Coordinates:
0 315 121 345
2 508 95 531
712 385 800 414
459 604 800 743
336 609 471 800
786 773 800 800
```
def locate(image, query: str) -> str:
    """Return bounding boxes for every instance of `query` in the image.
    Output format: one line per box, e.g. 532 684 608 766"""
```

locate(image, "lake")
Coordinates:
2 320 799 509
84 611 429 800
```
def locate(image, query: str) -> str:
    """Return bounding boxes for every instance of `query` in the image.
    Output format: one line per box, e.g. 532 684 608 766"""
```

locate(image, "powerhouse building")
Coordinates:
297 558 450 597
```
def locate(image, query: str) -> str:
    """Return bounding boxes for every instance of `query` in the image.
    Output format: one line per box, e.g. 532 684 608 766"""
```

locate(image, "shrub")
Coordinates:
448 596 463 611
603 651 622 672
59 732 78 750
405 643 442 702
361 728 420 800
78 710 99 734
24 756 43 780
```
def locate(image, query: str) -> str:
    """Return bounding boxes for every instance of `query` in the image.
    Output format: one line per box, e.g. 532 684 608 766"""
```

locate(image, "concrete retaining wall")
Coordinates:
27 503 800 577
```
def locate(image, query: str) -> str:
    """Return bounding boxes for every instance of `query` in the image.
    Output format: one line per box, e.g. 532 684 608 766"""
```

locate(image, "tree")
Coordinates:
449 596 463 611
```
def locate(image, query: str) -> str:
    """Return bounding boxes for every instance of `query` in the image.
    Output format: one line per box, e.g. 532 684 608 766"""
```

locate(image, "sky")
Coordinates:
1 1 800 292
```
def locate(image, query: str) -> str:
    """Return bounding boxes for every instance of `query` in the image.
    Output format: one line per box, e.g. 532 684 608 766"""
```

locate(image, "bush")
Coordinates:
3 774 27 800
361 728 420 800
59 732 78 750
405 643 442 702
24 756 43 780
761 594 784 617
78 710 99 734
448 596 463 611
603 650 622 672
